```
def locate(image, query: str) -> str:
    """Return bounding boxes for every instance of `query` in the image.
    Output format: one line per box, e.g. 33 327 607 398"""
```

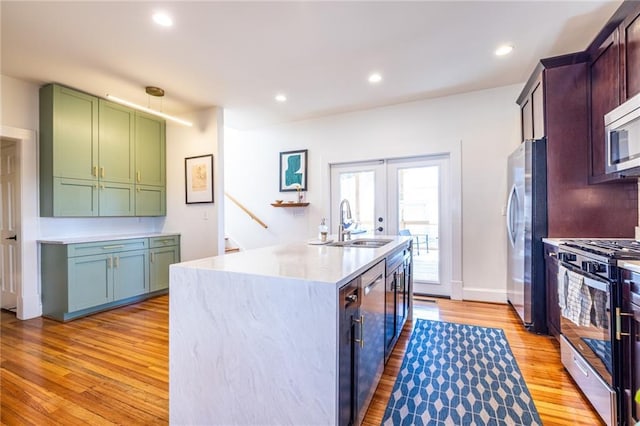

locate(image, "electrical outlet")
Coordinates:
203 211 208 220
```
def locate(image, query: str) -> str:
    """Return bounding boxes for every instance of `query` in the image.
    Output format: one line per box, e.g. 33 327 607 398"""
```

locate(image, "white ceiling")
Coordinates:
1 1 623 130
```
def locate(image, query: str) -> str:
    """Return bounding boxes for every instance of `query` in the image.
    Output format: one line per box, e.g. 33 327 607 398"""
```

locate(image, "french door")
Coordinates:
330 155 451 297
330 161 386 238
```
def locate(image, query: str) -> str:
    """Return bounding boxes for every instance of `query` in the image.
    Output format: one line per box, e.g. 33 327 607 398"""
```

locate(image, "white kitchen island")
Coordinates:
169 236 412 425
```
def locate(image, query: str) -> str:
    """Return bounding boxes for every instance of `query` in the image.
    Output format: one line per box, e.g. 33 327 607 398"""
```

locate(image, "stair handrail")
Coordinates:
224 192 268 229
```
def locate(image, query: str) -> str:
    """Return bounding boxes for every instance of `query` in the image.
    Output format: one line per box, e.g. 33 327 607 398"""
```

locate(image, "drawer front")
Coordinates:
150 235 179 248
362 260 384 287
560 336 616 426
68 238 149 257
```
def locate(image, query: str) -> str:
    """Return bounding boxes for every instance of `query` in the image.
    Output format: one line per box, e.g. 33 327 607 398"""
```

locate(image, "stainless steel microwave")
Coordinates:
605 92 640 174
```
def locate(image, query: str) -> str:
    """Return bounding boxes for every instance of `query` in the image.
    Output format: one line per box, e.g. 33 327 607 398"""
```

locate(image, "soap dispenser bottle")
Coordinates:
318 218 328 242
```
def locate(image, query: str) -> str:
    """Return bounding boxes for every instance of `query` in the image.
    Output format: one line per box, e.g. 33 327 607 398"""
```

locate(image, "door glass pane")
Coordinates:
398 166 439 283
339 171 374 236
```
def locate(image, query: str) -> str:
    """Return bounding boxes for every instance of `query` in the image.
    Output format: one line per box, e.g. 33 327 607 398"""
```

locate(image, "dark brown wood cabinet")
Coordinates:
520 96 533 141
587 2 640 182
518 56 637 237
621 5 640 101
520 74 544 141
544 243 560 339
589 32 621 181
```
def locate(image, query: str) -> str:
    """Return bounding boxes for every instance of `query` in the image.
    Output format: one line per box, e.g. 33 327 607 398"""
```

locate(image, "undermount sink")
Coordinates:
327 238 393 248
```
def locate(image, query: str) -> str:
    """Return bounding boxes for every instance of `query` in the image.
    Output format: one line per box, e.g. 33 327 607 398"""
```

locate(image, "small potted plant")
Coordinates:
636 389 640 425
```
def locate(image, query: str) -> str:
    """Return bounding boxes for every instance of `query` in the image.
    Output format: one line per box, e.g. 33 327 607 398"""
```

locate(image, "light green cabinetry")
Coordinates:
99 181 135 217
41 235 179 321
52 177 99 216
43 84 98 181
98 100 135 184
135 111 166 187
40 84 99 216
39 83 165 217
149 235 180 292
112 249 149 300
67 253 111 311
67 248 149 311
135 185 166 216
134 111 166 216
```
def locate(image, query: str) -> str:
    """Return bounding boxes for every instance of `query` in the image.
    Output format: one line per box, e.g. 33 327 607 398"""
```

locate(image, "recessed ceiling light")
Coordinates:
275 94 287 102
368 73 383 84
495 44 514 56
153 12 173 27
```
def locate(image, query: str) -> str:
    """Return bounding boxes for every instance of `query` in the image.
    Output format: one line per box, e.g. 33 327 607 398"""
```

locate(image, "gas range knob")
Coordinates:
582 261 603 274
558 252 576 262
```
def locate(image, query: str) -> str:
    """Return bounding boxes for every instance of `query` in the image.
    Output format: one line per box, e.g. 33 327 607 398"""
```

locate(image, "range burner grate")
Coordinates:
562 239 640 260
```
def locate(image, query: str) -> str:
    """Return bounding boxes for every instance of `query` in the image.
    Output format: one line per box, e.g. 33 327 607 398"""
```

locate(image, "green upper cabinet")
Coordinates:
40 83 166 217
40 84 98 182
99 99 135 184
99 181 135 217
135 111 166 187
135 185 166 216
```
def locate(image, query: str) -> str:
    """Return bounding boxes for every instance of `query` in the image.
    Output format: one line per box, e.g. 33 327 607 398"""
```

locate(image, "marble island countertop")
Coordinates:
38 232 180 245
176 235 411 287
169 235 413 425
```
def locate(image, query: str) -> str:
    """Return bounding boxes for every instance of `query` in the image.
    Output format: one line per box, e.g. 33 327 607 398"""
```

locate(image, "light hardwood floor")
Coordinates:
1 295 602 425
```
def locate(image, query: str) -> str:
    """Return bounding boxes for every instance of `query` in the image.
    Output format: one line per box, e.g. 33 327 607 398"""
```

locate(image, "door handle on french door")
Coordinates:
5 235 16 241
377 227 384 232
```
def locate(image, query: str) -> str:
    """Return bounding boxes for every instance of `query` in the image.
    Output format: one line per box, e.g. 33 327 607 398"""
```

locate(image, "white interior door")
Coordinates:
388 156 451 296
330 161 386 238
1 139 20 311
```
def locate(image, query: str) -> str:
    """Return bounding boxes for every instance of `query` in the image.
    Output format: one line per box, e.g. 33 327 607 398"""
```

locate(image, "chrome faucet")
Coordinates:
338 199 352 242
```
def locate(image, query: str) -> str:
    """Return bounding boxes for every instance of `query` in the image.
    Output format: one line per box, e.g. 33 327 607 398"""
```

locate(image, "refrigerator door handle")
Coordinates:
506 184 519 247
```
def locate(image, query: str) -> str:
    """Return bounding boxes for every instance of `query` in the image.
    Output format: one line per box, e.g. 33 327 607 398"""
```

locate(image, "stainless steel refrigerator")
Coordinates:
506 138 547 333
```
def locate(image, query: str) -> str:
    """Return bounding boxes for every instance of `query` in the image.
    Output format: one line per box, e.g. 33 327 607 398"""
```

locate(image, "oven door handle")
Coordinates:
582 275 609 293
559 261 610 292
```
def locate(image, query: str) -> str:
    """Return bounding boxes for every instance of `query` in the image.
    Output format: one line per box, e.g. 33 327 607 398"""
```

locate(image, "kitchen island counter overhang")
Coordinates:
169 236 412 425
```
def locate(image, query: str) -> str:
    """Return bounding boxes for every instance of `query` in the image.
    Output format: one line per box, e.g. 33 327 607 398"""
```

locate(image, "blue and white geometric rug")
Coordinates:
381 319 542 426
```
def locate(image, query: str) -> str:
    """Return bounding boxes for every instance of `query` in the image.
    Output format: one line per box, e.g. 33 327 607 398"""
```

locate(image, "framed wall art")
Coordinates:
185 154 214 204
279 149 307 192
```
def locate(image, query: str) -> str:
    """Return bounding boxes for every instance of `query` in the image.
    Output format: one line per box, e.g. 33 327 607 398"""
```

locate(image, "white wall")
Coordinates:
164 107 225 261
225 84 522 303
0 74 224 318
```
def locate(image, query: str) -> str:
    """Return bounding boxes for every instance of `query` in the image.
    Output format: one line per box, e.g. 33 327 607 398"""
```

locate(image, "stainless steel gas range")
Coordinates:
556 239 640 426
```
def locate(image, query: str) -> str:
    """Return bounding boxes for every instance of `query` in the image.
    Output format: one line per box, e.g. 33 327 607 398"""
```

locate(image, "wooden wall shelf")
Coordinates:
271 202 310 207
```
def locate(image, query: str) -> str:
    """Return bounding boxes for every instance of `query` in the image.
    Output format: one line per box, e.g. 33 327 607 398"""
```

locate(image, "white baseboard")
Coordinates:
18 294 42 320
462 287 507 304
450 280 463 300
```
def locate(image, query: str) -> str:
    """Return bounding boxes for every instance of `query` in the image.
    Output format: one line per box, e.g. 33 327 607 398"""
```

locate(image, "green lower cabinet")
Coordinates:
150 246 178 291
41 235 179 321
149 235 180 291
68 253 111 311
113 249 149 299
